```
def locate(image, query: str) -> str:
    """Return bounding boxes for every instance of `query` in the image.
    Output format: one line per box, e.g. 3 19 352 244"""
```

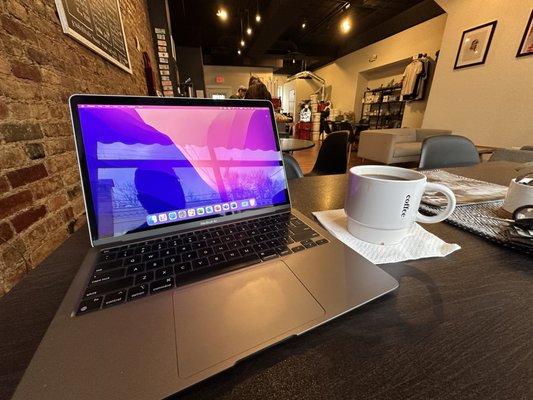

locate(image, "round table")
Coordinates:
279 138 315 152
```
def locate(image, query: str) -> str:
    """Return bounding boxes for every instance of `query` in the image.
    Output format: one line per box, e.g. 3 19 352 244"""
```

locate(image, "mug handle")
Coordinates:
416 182 456 224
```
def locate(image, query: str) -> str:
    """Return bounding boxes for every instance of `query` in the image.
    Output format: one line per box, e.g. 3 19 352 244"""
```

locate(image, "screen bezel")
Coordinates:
69 94 291 247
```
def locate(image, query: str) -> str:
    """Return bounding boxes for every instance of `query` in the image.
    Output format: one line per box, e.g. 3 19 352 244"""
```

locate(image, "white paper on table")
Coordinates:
312 209 461 265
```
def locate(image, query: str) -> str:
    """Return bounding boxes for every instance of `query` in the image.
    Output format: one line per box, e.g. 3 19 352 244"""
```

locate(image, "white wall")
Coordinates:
202 65 286 99
313 15 447 127
423 0 533 147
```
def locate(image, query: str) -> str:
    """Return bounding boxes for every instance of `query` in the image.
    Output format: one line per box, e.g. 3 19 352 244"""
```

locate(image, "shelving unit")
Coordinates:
360 85 405 130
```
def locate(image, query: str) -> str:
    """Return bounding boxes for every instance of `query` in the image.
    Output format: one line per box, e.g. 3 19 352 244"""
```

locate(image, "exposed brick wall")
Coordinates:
0 0 159 296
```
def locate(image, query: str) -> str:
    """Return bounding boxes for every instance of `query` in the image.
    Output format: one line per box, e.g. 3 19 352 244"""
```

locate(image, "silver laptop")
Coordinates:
13 95 398 399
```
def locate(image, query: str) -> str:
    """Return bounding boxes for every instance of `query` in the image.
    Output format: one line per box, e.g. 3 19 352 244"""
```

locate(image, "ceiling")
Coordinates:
169 0 444 73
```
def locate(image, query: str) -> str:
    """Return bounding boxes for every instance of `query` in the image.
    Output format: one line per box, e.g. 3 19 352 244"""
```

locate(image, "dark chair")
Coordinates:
307 131 349 176
282 153 304 180
418 135 480 170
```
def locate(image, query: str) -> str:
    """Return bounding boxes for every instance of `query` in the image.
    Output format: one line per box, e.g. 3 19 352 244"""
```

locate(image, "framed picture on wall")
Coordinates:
516 10 533 57
454 21 497 69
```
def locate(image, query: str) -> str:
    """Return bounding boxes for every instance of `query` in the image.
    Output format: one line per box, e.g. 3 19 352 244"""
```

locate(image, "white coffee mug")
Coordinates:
502 178 533 214
345 165 456 245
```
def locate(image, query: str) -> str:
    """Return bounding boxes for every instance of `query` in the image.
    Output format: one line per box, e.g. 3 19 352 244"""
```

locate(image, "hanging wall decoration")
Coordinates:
516 9 533 57
454 21 497 69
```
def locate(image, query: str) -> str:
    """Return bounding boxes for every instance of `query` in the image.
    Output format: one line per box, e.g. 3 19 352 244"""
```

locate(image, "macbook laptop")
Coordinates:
13 95 398 399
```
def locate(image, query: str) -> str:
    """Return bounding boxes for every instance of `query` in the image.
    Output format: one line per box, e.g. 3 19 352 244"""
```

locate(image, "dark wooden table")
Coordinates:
280 138 315 152
1 161 531 400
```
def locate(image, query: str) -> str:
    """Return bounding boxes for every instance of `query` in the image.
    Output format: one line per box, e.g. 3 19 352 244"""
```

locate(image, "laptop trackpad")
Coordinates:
173 261 325 378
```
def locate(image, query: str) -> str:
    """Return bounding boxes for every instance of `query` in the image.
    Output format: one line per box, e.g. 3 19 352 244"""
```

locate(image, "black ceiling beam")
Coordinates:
247 0 304 57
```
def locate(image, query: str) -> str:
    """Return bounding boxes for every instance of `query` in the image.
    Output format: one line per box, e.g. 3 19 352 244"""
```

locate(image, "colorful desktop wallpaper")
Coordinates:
78 104 288 239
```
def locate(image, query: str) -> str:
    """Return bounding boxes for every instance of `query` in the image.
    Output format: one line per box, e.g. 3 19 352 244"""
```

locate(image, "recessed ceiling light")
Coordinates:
246 27 252 35
255 14 261 22
237 49 242 55
301 22 306 29
240 39 245 47
292 59 295 64
216 8 228 21
340 17 351 33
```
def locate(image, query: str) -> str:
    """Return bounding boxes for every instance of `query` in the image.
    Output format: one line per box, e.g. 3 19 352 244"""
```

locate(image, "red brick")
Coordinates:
0 176 9 195
0 190 33 219
0 99 7 119
0 15 36 41
11 205 47 233
7 164 48 188
11 61 42 82
26 47 48 65
0 222 14 242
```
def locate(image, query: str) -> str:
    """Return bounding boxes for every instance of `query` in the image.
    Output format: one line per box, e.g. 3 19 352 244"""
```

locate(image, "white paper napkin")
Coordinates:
312 209 461 265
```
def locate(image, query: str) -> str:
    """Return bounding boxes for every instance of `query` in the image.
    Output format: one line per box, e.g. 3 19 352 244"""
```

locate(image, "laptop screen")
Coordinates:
76 102 289 240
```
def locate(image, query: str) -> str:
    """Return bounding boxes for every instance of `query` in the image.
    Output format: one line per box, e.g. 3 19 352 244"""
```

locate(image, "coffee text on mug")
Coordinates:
401 195 411 217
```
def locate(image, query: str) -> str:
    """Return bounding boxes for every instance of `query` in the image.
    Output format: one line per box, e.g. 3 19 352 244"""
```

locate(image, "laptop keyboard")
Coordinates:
76 212 329 315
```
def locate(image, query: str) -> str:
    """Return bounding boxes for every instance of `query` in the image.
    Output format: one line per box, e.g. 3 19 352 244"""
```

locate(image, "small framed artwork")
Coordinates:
454 21 497 69
516 9 533 57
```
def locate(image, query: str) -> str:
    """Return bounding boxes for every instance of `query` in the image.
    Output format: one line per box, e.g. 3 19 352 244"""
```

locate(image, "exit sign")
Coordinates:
215 75 224 84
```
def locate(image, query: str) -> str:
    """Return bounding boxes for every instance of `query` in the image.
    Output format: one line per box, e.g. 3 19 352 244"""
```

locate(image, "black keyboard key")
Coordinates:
197 232 211 240
291 245 305 252
126 264 144 275
182 250 198 261
135 246 151 255
164 255 180 266
102 290 126 308
208 237 221 246
99 253 116 262
192 240 207 250
155 266 173 279
258 249 279 261
142 252 159 262
160 248 176 257
276 246 292 256
177 244 192 252
303 241 317 248
135 271 154 285
198 247 213 257
90 268 125 285
84 276 133 299
174 262 192 275
239 247 254 256
128 284 148 301
208 254 226 265
150 277 174 294
94 260 123 273
241 238 255 245
226 241 240 249
224 250 240 260
117 249 134 258
213 243 228 252
152 242 167 251
77 296 103 315
193 257 209 269
221 235 234 242
316 238 329 245
124 255 142 265
145 259 163 270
